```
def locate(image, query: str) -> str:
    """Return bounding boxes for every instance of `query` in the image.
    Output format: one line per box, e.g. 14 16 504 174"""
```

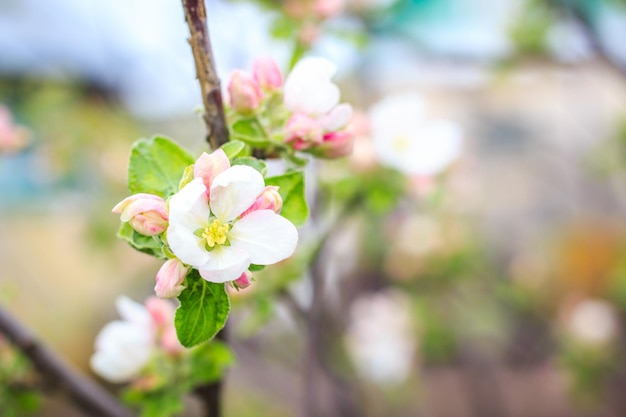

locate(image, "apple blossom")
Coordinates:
283 57 354 156
284 57 341 116
228 70 262 113
167 163 298 284
90 297 155 383
368 93 463 176
155 258 188 299
90 296 183 383
345 291 416 385
241 186 283 217
253 57 283 91
284 113 324 148
566 299 620 345
232 270 253 290
112 193 168 236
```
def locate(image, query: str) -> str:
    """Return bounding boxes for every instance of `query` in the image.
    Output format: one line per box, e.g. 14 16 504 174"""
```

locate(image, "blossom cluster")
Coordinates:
113 149 298 298
90 296 182 383
226 56 354 159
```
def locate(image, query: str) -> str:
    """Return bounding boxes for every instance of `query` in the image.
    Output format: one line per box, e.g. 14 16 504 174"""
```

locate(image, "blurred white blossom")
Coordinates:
345 290 417 384
368 93 463 176
566 299 620 346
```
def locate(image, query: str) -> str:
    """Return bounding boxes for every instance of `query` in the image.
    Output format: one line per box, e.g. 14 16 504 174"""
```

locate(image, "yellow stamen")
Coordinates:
202 219 230 248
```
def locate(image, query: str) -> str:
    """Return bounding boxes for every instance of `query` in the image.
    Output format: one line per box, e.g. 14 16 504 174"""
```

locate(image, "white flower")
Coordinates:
90 296 155 383
167 165 298 284
368 93 463 176
566 299 620 345
345 291 417 385
284 57 340 116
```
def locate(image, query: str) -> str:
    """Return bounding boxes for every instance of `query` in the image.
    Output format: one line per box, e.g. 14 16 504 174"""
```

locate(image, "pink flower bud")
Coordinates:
232 270 253 290
145 297 175 327
241 186 283 217
285 113 323 148
112 194 168 236
161 325 185 356
228 70 262 113
154 259 188 299
253 57 283 90
311 130 354 159
194 149 230 198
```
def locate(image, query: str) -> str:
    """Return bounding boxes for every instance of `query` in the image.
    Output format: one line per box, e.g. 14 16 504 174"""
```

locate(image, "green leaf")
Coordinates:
220 140 247 160
230 119 269 146
175 270 230 348
128 136 195 197
232 157 268 176
188 341 236 385
117 222 165 259
265 171 309 226
248 264 266 272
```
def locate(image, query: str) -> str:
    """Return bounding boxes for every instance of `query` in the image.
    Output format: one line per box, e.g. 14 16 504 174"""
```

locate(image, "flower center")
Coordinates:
202 219 230 248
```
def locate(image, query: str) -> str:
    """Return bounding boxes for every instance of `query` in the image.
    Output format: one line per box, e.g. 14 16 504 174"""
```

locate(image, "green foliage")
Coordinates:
187 341 236 385
122 341 234 417
117 222 165 259
0 348 41 417
232 156 268 176
230 119 270 146
510 0 553 55
128 136 195 198
220 139 248 160
175 270 231 347
265 171 309 226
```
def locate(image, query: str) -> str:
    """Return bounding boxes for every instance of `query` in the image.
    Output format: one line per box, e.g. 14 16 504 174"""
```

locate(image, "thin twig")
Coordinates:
0 304 133 417
182 0 230 150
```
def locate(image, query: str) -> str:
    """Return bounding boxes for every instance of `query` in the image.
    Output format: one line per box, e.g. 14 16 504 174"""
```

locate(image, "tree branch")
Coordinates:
182 0 230 149
181 1 230 415
0 304 133 417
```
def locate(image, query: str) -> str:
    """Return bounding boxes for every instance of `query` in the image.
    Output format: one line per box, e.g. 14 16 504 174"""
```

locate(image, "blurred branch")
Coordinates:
550 0 626 76
302 200 362 417
0 304 133 417
182 0 230 149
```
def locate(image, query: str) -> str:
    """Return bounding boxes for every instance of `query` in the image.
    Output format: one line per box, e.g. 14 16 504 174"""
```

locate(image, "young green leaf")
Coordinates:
230 119 270 146
220 140 247 160
117 222 165 259
232 156 268 176
188 341 236 385
128 136 195 197
175 270 230 348
265 171 309 226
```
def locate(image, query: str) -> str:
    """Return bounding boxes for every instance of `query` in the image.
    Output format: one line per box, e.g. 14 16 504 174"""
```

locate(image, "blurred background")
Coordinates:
2 0 626 416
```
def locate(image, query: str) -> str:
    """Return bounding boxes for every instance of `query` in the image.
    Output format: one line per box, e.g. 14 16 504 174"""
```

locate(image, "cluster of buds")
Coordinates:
113 149 295 299
226 56 354 159
227 57 283 115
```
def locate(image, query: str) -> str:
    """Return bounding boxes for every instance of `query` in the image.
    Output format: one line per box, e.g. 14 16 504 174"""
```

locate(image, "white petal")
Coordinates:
284 57 340 115
284 81 340 116
368 93 426 140
91 321 154 382
286 57 337 85
229 210 298 265
167 178 212 267
319 103 353 131
115 296 151 327
210 165 265 221
198 245 251 283
408 120 463 176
